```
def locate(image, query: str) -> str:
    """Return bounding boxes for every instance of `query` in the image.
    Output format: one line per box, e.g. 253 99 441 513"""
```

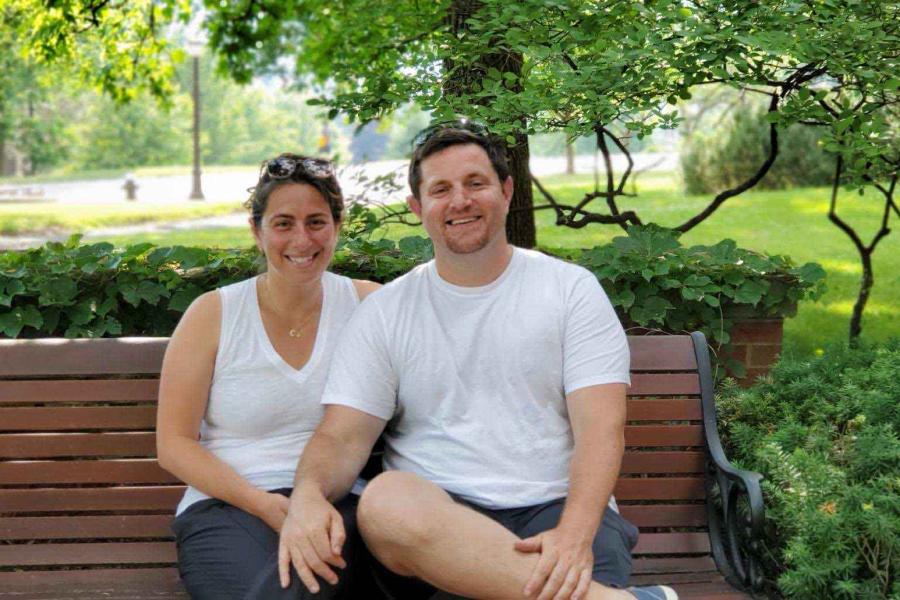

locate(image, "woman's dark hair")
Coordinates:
244 153 344 226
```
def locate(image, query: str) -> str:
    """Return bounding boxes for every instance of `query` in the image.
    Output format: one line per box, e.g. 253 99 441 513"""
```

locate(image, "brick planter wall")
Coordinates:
727 318 784 385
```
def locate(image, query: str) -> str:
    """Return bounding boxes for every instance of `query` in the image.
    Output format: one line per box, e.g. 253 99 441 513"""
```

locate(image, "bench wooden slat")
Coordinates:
0 406 157 431
632 556 718 574
620 505 708 528
0 432 158 458
0 379 159 404
0 427 704 459
0 542 176 567
1 515 174 540
0 338 168 377
0 568 187 597
628 373 700 396
633 532 711 555
614 477 705 500
626 398 702 421
625 425 704 447
621 451 705 474
669 580 752 599
628 336 698 371
0 486 185 513
635 572 728 585
0 459 177 484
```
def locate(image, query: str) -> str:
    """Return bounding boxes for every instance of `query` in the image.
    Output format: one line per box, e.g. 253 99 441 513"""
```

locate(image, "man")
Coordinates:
278 122 677 600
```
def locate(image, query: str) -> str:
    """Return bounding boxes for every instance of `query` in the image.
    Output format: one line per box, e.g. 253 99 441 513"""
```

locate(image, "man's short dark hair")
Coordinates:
408 127 510 199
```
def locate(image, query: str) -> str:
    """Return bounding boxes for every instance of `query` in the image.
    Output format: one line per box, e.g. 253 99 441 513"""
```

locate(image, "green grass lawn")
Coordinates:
0 201 245 236
58 172 900 355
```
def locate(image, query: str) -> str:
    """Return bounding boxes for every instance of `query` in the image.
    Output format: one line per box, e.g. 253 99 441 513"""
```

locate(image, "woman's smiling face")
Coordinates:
252 182 340 283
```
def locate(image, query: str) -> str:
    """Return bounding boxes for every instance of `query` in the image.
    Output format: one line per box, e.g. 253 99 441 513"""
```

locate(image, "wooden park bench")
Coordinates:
0 333 763 599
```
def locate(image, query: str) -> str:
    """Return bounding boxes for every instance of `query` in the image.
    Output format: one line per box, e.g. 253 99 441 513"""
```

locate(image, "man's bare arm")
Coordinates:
293 405 386 500
279 405 386 592
517 383 627 600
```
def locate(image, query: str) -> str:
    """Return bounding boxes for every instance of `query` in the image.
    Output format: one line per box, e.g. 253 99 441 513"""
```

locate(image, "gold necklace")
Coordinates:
287 308 320 338
260 276 322 339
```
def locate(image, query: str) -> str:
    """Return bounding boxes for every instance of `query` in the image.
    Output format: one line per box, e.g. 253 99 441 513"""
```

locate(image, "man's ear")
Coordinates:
408 194 423 218
502 176 514 206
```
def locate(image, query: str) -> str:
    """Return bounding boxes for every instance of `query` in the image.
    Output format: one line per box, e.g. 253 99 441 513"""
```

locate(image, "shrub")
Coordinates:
682 106 834 195
0 226 824 345
567 225 826 350
717 342 900 599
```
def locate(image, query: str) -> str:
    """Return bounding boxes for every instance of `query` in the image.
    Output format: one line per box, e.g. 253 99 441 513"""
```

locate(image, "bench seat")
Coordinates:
0 334 762 598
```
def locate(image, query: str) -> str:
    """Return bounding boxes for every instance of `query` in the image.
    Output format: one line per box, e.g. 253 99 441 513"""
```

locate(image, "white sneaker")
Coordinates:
626 585 679 600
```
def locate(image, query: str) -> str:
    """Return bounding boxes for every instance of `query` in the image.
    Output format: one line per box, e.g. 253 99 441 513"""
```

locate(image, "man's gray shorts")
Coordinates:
372 494 640 599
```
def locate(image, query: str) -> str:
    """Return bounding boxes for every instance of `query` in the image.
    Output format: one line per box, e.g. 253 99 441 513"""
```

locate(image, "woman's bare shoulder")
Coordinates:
351 279 382 301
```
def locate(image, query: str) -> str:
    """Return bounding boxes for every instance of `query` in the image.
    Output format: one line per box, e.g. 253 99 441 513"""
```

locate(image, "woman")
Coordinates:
156 154 380 600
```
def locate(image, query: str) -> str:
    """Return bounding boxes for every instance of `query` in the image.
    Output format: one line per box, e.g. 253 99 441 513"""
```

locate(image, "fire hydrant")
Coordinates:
123 175 138 201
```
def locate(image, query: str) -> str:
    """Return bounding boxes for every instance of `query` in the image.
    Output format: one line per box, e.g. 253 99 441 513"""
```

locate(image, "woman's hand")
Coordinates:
253 491 291 532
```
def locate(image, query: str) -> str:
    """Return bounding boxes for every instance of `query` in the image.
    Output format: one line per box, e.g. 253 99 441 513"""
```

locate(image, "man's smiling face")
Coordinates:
409 143 513 256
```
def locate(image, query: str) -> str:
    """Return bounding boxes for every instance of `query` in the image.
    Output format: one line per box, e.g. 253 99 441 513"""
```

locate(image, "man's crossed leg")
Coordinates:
359 471 675 600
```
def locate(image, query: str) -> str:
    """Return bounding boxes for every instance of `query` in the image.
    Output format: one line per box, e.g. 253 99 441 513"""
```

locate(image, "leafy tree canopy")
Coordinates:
203 0 897 182
2 0 189 102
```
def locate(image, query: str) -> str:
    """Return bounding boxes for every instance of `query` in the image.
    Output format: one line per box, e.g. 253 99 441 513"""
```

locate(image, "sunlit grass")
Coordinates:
0 201 244 236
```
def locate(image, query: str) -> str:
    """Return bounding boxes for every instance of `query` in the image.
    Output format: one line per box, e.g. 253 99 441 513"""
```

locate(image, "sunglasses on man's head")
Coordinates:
264 156 334 180
412 118 490 149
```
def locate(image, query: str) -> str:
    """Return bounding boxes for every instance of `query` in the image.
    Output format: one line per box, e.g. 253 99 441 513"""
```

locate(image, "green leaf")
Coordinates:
168 285 204 312
38 278 78 306
612 288 636 309
66 301 95 325
797 262 826 284
104 316 123 336
42 307 61 334
735 280 768 304
120 282 141 307
136 281 169 305
2 266 27 279
398 236 434 260
0 305 43 337
0 279 25 307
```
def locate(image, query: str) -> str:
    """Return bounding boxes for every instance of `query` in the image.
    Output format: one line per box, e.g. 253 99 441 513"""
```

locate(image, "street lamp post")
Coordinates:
187 39 204 201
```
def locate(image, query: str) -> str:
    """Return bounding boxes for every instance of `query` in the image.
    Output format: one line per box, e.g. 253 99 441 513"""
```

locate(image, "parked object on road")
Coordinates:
123 174 138 201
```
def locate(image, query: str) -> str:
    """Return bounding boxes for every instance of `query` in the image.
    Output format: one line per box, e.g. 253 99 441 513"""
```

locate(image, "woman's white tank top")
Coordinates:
176 272 360 514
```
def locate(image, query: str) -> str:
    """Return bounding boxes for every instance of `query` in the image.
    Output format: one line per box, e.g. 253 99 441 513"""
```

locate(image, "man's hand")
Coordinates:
515 526 594 600
253 491 290 533
277 491 347 593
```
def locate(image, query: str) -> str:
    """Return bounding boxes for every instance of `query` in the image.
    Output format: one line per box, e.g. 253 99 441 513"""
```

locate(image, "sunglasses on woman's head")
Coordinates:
264 157 334 180
412 118 490 149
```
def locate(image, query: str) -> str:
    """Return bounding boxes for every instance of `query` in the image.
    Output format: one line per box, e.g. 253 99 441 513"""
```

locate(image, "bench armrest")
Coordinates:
691 331 766 593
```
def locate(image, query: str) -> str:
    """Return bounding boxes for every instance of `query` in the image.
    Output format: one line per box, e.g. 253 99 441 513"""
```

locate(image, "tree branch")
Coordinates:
675 92 781 232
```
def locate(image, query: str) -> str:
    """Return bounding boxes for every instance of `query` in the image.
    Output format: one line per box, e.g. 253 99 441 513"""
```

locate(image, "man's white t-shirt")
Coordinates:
322 247 630 509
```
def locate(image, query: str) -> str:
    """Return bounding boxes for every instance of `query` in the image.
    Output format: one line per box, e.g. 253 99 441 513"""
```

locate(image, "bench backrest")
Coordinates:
0 334 717 585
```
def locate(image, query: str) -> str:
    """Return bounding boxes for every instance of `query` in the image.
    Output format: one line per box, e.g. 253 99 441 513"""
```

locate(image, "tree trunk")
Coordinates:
444 0 536 248
849 243 874 343
506 132 536 247
566 140 575 175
